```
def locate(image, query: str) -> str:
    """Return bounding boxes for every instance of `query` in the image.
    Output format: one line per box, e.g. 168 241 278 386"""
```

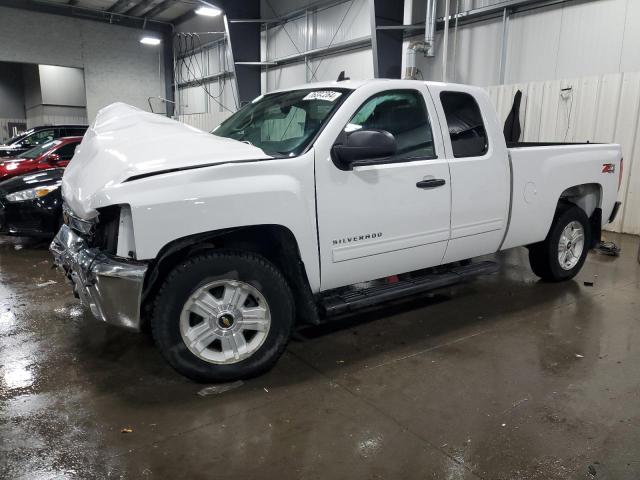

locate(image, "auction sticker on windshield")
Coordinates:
303 91 342 102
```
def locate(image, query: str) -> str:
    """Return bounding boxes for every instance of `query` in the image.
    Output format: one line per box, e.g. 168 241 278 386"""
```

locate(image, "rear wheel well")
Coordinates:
559 183 601 217
140 225 319 330
558 183 602 247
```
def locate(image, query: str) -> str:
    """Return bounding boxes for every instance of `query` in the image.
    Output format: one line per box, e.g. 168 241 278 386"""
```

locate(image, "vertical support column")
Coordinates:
163 29 175 117
305 8 310 83
222 0 260 106
369 0 405 79
442 0 450 82
498 7 511 85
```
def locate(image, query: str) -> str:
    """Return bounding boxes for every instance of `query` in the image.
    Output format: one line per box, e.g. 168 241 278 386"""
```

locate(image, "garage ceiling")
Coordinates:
5 0 202 24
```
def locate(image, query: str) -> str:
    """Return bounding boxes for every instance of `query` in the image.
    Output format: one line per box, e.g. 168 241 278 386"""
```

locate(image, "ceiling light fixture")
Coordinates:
140 36 161 46
196 6 222 16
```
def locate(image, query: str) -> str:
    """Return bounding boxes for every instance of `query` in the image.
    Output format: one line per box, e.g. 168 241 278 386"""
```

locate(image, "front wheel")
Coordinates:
152 251 294 382
528 204 591 282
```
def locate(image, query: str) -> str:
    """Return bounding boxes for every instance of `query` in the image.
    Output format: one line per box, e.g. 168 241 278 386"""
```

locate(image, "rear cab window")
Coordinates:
440 91 488 158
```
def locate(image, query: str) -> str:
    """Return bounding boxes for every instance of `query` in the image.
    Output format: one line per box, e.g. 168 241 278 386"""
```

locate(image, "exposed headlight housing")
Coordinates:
62 203 96 235
5 184 60 202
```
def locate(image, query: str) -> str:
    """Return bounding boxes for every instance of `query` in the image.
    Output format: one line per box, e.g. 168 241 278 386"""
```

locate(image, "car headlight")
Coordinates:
5 184 60 202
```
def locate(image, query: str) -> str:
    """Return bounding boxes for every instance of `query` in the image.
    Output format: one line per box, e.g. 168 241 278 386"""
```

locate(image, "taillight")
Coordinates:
618 157 624 191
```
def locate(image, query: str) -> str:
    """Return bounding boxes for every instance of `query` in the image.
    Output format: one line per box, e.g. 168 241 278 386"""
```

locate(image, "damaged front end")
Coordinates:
50 205 148 331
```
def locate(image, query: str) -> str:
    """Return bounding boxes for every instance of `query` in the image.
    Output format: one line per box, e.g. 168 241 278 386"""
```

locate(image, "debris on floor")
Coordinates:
197 380 244 397
120 427 133 434
583 281 594 287
594 241 620 256
576 354 584 358
36 280 57 287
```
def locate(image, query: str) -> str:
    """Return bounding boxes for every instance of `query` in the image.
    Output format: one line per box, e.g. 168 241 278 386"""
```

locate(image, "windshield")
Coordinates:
4 130 31 146
20 140 60 159
212 88 349 157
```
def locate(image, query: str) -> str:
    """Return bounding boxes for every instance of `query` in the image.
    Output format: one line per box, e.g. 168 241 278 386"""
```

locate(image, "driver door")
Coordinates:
315 86 451 291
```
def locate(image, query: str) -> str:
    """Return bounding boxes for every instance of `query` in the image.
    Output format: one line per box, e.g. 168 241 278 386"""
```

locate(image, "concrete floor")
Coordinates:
1 233 639 480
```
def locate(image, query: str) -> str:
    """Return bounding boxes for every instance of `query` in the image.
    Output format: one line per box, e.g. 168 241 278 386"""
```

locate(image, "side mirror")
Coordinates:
332 129 397 169
47 153 61 164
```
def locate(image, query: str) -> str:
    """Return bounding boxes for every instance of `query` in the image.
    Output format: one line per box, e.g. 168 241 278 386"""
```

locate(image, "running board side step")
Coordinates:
320 261 499 316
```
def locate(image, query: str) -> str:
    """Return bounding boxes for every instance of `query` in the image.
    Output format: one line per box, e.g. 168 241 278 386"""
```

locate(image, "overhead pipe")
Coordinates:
404 0 437 79
424 0 437 56
442 0 450 82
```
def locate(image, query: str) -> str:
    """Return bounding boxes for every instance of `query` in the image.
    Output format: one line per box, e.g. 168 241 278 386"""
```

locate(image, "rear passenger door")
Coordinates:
432 88 510 263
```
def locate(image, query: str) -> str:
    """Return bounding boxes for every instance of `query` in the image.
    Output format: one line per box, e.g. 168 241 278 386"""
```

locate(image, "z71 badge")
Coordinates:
602 163 616 173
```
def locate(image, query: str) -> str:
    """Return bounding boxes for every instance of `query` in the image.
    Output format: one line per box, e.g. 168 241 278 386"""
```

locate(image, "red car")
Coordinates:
0 136 82 181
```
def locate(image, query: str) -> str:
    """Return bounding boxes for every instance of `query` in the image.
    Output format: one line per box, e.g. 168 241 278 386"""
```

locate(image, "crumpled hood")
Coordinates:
62 102 270 218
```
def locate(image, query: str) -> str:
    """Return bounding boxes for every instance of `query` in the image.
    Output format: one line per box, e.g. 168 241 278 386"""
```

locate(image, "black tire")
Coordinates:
528 203 591 282
151 250 294 382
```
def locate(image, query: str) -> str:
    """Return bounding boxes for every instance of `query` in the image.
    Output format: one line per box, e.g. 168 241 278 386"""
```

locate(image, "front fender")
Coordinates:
90 154 321 291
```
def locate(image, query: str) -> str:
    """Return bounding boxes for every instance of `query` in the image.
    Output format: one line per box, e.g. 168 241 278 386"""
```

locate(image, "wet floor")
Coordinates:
0 233 639 479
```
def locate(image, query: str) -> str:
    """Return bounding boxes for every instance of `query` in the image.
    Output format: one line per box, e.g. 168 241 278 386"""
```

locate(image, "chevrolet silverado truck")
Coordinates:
51 79 623 382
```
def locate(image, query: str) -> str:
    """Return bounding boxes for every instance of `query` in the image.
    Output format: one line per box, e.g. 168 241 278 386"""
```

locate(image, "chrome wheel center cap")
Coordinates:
217 313 236 329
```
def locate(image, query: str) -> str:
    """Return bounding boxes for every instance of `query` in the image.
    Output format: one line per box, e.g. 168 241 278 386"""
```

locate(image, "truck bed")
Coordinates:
507 141 596 148
501 142 621 251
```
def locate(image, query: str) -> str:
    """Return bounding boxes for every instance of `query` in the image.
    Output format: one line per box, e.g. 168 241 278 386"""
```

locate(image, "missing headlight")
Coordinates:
92 205 120 255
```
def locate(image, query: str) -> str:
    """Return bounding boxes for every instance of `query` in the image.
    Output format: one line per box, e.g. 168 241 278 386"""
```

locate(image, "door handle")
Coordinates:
416 178 446 189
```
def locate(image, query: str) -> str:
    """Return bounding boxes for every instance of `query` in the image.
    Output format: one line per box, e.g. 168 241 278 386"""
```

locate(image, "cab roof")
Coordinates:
268 78 477 95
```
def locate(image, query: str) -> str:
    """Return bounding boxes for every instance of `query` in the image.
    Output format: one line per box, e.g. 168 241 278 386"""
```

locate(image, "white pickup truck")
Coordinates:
51 79 623 381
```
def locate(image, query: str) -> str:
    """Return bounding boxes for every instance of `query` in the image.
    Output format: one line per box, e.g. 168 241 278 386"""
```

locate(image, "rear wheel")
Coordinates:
529 204 591 282
152 250 294 382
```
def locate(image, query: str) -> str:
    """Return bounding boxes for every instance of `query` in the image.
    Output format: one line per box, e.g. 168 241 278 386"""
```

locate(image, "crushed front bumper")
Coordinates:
50 224 148 331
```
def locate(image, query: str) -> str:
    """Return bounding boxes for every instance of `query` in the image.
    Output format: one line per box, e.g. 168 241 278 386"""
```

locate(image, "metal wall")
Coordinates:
0 6 166 122
262 0 372 91
411 0 640 87
488 73 640 235
174 35 238 130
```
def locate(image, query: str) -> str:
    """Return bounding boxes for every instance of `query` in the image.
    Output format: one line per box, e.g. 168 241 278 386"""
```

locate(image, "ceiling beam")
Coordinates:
0 0 171 32
68 0 79 5
142 0 175 19
108 0 134 13
123 0 155 16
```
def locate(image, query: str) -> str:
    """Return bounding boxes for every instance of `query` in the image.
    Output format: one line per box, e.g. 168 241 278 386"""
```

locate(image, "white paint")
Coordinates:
62 79 622 296
487 72 640 234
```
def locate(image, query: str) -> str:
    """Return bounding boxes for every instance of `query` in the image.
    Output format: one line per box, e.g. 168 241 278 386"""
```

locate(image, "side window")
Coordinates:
440 92 488 158
55 143 78 160
65 128 87 137
23 129 55 147
346 90 435 159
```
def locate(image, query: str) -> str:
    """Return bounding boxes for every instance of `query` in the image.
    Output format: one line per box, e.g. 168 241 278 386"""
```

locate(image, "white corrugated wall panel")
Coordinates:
308 47 374 82
488 71 640 235
505 8 561 84
266 16 307 60
414 19 502 86
620 0 640 73
178 111 233 132
315 0 370 48
610 73 640 232
266 63 307 91
522 81 544 142
555 0 626 80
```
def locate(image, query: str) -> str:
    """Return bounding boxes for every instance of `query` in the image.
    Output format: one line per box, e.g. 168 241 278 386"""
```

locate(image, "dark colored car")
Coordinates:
0 168 64 237
0 136 82 181
0 125 87 158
